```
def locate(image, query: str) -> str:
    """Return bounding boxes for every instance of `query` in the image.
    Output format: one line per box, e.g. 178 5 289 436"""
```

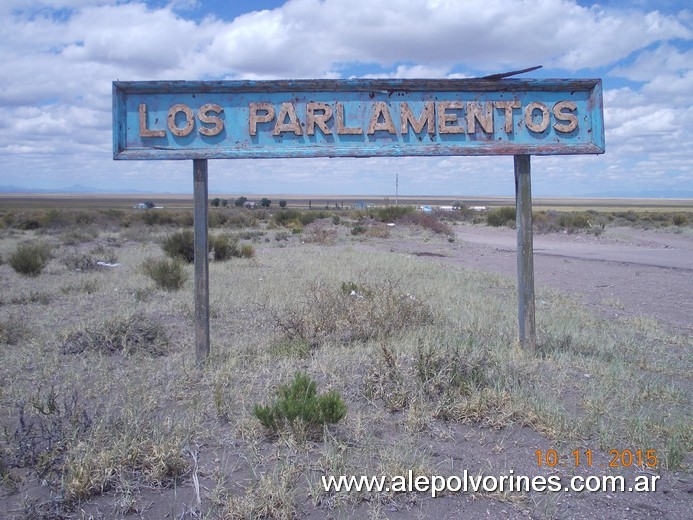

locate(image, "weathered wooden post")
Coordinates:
193 159 210 366
515 155 536 350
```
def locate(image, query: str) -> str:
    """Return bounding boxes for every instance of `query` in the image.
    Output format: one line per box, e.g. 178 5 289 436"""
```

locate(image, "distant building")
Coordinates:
354 201 367 209
244 201 257 209
133 201 156 209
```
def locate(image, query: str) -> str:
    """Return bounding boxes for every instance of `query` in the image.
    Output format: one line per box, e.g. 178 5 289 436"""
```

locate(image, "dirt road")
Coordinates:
451 225 693 333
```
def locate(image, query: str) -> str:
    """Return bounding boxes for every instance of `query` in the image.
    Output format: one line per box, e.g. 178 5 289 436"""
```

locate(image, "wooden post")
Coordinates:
514 155 536 350
193 159 210 366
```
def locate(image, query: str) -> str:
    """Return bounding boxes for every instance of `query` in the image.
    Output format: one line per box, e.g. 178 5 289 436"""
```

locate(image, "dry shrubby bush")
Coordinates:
61 314 169 356
301 221 338 245
141 257 189 291
0 316 27 345
4 386 190 509
162 229 195 263
62 252 102 271
397 212 454 235
8 241 52 277
273 278 433 348
162 230 254 263
486 206 516 227
210 233 255 260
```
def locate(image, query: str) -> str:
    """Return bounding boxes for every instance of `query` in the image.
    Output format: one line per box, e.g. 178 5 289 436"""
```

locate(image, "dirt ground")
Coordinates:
353 223 693 520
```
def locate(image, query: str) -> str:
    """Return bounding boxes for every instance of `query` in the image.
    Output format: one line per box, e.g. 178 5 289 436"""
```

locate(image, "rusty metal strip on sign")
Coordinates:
113 78 604 160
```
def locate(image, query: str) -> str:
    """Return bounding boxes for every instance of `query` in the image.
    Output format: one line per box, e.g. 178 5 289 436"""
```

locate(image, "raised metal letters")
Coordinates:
114 79 604 159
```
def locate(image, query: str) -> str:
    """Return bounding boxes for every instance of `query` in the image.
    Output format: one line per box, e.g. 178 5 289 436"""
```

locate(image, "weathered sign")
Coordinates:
113 79 604 160
112 76 605 359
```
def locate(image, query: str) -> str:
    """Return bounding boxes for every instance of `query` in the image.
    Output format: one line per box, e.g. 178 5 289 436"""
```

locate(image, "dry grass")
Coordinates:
0 206 690 519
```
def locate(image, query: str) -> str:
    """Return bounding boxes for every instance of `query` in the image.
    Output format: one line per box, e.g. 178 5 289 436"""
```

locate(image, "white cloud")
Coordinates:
0 0 690 196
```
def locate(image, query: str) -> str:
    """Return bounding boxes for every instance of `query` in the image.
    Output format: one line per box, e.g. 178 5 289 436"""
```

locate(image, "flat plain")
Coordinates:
0 195 691 519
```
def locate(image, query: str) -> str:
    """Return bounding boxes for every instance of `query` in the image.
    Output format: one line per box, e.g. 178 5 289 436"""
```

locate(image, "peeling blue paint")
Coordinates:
113 78 604 160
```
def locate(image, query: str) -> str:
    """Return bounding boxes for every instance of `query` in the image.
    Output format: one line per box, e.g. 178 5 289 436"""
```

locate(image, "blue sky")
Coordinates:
0 0 691 197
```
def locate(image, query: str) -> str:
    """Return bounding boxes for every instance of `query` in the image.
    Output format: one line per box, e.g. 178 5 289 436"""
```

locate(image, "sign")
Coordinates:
113 79 604 160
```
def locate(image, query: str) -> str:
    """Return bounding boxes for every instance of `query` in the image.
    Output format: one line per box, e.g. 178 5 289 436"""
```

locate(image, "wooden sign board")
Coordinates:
113 78 604 160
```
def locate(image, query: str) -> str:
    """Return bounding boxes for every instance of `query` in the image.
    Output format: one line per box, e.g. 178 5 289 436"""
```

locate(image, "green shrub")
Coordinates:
272 209 302 227
673 214 688 226
9 242 52 277
210 233 238 261
253 372 346 437
161 230 195 263
375 205 414 222
557 213 590 230
486 207 516 227
141 257 189 291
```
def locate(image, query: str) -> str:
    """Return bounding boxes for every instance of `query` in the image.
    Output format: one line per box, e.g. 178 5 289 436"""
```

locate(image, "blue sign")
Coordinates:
113 79 604 160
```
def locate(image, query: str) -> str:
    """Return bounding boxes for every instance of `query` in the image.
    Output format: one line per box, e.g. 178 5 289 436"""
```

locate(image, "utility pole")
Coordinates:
396 173 399 205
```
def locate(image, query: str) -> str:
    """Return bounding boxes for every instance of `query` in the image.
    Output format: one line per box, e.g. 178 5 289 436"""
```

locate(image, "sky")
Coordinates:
0 0 691 198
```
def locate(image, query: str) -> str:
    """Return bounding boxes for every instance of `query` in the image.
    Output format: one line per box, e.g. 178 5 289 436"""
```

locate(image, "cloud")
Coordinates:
0 0 690 197
202 0 691 77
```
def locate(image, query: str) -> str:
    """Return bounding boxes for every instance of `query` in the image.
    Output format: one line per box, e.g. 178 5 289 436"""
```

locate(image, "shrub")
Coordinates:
557 213 590 230
141 257 189 291
399 213 454 235
9 242 52 277
273 278 433 347
673 214 688 226
210 233 238 261
302 222 337 245
0 317 27 345
63 252 101 272
272 208 302 227
375 205 414 222
253 372 346 437
161 230 195 263
238 244 255 258
61 314 169 356
486 206 516 227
